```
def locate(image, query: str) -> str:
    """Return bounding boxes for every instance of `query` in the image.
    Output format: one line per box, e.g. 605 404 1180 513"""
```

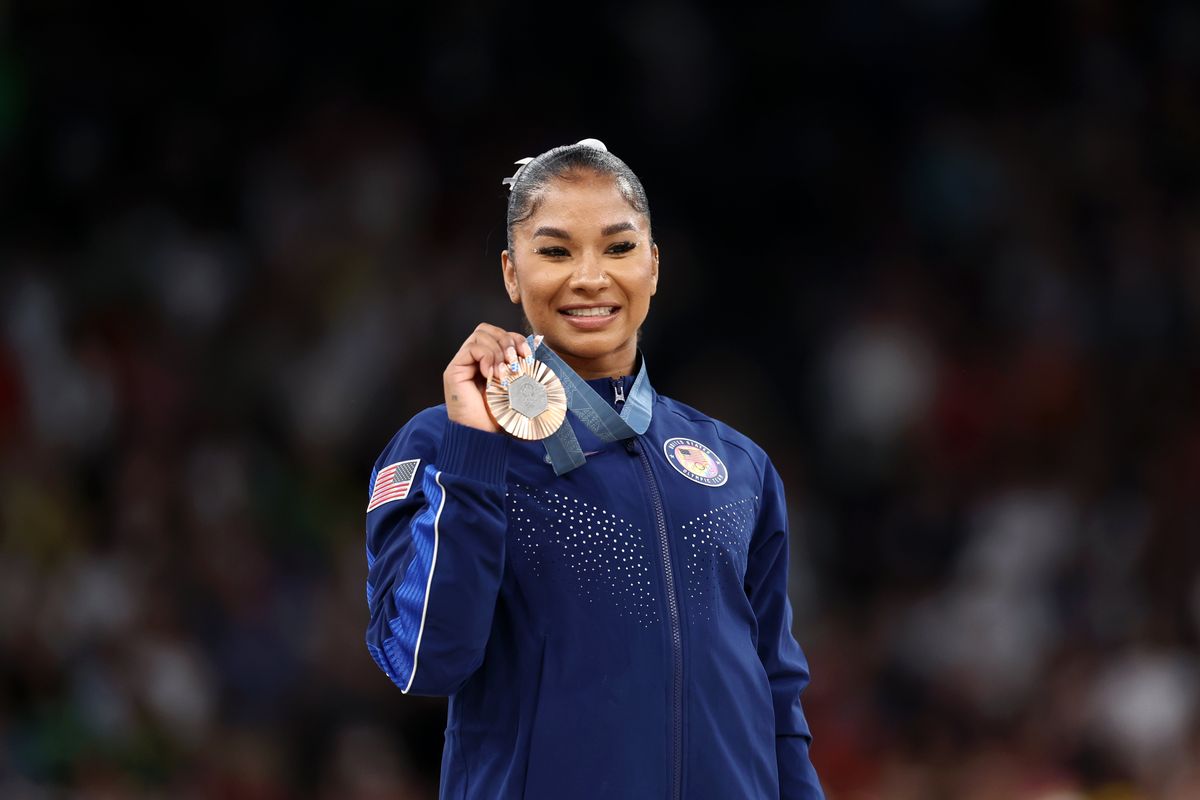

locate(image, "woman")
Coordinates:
364 139 823 799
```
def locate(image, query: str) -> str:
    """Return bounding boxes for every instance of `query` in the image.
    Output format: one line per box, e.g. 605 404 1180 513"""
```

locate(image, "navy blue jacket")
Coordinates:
365 375 823 799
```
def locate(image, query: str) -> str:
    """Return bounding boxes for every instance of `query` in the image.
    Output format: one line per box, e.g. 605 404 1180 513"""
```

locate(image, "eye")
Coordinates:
534 246 570 258
606 241 637 254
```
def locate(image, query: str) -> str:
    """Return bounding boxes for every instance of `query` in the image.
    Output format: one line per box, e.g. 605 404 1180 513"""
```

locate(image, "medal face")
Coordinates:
508 375 549 418
486 358 568 440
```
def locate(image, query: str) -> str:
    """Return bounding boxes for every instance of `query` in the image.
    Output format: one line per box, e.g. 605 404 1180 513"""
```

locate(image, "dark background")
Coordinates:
3 2 1200 798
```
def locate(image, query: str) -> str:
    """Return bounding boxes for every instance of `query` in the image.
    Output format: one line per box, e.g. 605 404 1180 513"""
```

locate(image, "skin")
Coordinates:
444 169 660 433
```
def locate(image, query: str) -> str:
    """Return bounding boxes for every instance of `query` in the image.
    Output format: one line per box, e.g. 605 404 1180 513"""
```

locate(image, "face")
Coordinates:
502 170 659 379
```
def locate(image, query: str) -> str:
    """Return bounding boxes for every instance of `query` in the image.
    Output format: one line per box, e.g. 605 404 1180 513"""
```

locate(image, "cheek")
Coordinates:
626 266 657 307
525 274 560 304
517 273 563 322
515 266 555 297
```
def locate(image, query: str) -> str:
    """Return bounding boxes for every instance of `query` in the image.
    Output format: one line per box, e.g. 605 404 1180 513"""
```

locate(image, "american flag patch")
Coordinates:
367 459 421 512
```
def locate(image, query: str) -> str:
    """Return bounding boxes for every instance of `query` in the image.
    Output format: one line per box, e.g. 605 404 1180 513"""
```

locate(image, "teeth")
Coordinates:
563 307 615 317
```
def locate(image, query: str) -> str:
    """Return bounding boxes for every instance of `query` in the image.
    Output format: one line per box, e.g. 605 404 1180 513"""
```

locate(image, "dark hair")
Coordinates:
504 139 651 252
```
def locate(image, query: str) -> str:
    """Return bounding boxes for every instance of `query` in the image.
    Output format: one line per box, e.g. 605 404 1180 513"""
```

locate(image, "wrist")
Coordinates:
439 420 509 483
445 405 501 434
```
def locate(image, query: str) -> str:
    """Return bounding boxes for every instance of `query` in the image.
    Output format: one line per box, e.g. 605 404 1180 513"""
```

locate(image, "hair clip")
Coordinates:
501 140 608 192
501 157 534 191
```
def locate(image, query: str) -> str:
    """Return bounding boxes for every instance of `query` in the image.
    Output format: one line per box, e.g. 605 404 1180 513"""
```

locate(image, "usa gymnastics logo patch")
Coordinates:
663 438 728 487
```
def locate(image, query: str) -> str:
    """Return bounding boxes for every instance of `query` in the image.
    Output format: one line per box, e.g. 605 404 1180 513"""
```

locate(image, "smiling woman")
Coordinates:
501 165 659 380
363 139 825 800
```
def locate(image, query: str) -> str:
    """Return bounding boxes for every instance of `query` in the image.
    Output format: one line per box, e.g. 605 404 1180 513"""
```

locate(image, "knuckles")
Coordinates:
457 325 525 368
466 325 523 350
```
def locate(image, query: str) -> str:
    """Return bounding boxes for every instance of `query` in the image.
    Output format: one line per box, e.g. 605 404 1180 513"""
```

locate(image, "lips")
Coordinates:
558 304 622 330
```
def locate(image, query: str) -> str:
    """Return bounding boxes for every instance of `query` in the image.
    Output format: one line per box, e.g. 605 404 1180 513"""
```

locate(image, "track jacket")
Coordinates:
365 372 823 799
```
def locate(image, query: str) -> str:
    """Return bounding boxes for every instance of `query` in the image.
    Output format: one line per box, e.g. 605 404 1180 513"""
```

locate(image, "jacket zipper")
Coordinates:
612 377 626 405
634 438 682 800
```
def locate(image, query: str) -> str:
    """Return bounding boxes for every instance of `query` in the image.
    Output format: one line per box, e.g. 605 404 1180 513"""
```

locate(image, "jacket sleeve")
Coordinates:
745 459 824 800
364 410 509 696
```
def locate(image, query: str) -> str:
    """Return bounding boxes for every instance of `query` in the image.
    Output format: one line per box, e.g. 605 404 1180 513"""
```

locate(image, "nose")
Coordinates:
568 253 610 292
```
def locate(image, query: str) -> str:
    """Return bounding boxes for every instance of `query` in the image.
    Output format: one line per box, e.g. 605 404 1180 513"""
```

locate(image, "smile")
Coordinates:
559 305 622 330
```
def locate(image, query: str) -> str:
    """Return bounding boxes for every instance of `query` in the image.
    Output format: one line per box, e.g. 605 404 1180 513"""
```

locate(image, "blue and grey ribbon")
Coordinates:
527 334 654 475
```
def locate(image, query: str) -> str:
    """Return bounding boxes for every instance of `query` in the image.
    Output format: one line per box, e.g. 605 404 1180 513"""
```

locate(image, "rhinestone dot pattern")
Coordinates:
507 485 660 625
681 497 759 622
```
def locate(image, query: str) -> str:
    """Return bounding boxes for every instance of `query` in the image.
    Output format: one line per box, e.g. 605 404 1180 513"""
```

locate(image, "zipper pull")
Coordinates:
612 378 625 405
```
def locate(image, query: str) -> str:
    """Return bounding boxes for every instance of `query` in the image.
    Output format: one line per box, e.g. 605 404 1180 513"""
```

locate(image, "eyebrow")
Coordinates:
531 221 639 240
601 221 637 236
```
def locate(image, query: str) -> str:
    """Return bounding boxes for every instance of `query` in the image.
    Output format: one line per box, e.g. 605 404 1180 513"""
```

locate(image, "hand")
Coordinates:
444 324 536 433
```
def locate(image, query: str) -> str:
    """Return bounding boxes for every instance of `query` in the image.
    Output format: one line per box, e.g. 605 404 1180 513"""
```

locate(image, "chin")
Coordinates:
546 328 629 358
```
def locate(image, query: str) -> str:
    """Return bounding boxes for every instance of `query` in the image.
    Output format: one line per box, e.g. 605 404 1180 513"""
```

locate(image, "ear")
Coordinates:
501 250 521 304
649 243 660 296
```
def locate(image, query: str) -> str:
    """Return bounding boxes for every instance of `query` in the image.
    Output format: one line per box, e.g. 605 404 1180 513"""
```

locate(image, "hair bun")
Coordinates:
574 138 608 152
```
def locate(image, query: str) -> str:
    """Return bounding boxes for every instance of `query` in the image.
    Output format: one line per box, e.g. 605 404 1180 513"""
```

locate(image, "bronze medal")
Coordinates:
486 358 568 440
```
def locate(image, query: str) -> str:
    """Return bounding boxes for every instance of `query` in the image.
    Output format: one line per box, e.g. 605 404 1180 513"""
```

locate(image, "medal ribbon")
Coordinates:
527 334 655 475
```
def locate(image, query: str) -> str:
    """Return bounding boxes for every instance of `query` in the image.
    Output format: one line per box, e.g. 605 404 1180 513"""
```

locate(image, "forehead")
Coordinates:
520 172 647 234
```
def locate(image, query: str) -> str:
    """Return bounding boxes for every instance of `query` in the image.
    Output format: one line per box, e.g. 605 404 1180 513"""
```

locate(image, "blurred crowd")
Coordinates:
3 2 1200 798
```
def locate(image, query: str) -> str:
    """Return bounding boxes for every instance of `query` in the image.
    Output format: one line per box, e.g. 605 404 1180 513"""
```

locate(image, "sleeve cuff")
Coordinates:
437 421 510 484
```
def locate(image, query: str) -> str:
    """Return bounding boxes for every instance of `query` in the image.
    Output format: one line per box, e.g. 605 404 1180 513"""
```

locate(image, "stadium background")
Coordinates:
3 2 1200 797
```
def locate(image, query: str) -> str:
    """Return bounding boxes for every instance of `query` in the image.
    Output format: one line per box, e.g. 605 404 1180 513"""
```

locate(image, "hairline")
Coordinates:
507 167 651 248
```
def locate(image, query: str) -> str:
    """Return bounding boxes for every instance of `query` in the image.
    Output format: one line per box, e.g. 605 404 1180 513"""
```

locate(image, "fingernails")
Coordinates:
501 378 510 387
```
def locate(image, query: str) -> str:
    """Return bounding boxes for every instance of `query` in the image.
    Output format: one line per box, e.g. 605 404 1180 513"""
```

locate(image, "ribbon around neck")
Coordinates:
527 334 654 475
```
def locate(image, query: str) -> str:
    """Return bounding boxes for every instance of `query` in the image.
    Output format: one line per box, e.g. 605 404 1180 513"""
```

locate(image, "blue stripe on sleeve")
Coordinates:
382 467 445 693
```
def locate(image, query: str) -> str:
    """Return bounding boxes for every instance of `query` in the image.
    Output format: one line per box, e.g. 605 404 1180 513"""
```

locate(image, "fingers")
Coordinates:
455 324 535 385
